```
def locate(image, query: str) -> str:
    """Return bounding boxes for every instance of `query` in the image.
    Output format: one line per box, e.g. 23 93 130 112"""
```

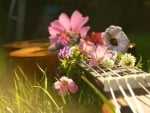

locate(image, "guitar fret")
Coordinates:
78 61 150 113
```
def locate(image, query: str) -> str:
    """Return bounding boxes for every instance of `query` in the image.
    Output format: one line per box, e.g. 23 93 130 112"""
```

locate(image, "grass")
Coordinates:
0 66 105 113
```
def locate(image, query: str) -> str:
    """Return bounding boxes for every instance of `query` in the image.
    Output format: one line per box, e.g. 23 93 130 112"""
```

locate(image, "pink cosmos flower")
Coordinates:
78 39 95 56
88 45 112 67
54 76 78 96
48 10 90 45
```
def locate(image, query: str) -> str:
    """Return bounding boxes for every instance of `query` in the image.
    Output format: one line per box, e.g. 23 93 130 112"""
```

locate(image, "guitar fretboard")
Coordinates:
78 60 150 113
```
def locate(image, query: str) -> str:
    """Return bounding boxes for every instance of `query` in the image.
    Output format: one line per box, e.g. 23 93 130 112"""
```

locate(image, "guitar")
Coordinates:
79 60 150 113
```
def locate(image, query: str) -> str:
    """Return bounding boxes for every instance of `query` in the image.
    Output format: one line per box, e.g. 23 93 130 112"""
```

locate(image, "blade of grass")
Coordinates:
33 86 60 110
81 75 115 113
37 64 48 90
136 55 143 69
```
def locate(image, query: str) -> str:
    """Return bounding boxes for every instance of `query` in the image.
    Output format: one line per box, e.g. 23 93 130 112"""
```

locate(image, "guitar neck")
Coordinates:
78 61 150 113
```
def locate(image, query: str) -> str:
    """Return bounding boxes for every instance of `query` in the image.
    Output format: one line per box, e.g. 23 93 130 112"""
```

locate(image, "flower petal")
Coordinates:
48 27 59 36
96 45 107 58
89 59 99 67
70 10 82 30
58 13 71 32
68 80 78 93
71 10 89 31
54 81 61 89
59 87 68 96
49 20 64 35
49 35 57 43
60 76 69 81
79 26 90 37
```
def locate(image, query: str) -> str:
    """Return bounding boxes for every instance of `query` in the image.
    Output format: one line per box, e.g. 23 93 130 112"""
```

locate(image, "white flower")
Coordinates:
69 45 78 57
119 53 136 68
101 58 115 68
102 25 130 53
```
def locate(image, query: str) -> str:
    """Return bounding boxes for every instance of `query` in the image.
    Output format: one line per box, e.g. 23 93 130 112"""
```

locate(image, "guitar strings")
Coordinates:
80 60 148 113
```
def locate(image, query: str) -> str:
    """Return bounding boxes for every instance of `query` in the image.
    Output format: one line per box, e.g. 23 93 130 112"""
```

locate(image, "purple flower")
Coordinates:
58 46 70 59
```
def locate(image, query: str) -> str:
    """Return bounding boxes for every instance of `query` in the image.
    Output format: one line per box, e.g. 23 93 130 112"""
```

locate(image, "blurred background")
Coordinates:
0 0 150 81
0 0 150 41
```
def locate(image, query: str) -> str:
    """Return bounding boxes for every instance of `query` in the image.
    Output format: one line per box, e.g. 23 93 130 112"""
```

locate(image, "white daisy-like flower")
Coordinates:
102 25 130 53
119 53 136 68
69 45 79 57
101 58 115 68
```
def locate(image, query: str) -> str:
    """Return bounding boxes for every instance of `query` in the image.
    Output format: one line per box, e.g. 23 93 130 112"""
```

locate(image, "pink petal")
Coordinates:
96 45 107 58
59 87 68 96
48 27 59 36
78 39 94 54
51 20 64 30
54 81 61 89
60 76 68 81
71 10 89 31
68 80 78 93
49 35 57 43
70 10 82 30
75 17 89 31
89 59 99 67
70 10 89 31
79 26 90 37
78 17 89 29
49 20 64 35
58 13 71 32
104 52 113 59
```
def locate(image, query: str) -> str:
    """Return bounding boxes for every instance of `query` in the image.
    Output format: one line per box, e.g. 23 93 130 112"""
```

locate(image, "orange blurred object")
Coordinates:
102 103 112 113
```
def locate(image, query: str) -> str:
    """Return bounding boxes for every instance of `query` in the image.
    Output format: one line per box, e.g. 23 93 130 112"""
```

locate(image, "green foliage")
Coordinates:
115 51 123 64
0 66 101 113
81 75 115 113
57 47 85 79
135 55 143 69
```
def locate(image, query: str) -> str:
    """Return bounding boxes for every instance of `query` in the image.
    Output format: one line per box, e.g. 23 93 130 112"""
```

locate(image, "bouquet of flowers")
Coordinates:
48 10 137 96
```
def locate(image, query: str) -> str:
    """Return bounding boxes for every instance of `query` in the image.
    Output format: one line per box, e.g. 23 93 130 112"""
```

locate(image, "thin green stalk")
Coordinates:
60 93 67 105
136 55 143 69
33 86 60 110
66 60 75 76
37 64 48 90
14 70 29 104
78 90 83 104
17 66 28 83
17 95 35 110
81 75 115 113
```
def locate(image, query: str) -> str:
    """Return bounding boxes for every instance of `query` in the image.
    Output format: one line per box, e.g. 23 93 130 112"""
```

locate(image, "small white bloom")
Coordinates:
101 58 115 68
119 53 136 68
69 45 78 57
102 25 130 53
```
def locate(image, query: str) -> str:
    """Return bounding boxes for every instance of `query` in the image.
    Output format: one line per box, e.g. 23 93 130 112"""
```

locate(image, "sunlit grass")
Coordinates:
0 66 105 113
